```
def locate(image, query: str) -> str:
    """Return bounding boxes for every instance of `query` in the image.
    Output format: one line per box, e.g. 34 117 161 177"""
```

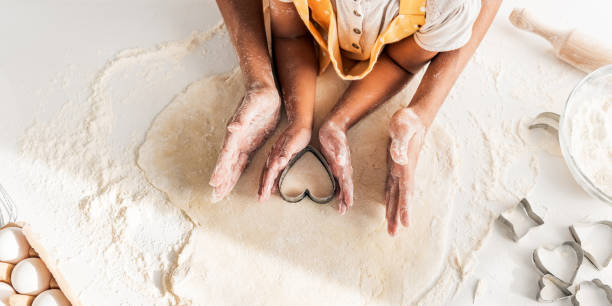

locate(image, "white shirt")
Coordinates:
279 0 482 60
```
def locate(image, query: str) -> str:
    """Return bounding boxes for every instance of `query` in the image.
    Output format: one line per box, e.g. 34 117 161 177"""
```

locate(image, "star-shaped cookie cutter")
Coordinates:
498 198 545 242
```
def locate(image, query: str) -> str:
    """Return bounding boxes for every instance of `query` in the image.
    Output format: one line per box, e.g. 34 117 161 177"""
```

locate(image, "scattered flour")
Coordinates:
9 17 542 306
472 279 486 303
15 25 227 305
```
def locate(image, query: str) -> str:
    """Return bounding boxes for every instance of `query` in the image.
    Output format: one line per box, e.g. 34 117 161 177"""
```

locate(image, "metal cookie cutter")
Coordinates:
569 221 612 270
498 198 545 242
278 145 337 204
536 274 572 303
571 279 612 306
528 112 560 134
533 241 584 287
0 183 18 227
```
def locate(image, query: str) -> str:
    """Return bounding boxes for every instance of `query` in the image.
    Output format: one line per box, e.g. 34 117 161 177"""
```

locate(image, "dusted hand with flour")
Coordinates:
212 0 501 235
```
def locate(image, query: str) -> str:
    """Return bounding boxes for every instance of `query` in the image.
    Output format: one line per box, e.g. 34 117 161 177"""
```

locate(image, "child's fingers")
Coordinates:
258 137 299 201
271 173 282 194
258 161 281 202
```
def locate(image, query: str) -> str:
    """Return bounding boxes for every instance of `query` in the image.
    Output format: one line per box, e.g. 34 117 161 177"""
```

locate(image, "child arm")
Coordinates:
258 0 319 200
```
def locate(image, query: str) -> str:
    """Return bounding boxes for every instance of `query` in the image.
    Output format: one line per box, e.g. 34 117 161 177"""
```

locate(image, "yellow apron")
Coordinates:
291 0 426 80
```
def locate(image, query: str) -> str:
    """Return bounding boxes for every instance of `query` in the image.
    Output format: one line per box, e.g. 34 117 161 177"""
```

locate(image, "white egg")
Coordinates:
11 258 51 295
0 227 30 264
0 282 15 306
32 289 70 306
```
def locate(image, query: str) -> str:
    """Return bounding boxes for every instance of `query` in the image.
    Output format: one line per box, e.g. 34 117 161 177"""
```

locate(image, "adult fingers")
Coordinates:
389 135 410 165
212 152 250 202
337 189 346 215
341 170 354 209
398 179 411 227
397 132 421 224
384 174 393 220
258 160 282 202
209 129 242 187
386 178 399 236
331 164 353 215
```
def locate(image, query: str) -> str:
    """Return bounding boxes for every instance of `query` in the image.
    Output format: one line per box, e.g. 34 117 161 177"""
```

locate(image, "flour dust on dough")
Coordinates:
138 68 459 305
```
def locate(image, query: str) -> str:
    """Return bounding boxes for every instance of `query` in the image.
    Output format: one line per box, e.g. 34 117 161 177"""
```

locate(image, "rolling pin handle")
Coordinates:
509 8 567 50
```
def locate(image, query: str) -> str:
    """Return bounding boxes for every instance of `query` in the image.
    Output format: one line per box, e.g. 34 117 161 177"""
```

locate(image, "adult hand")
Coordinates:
258 124 311 201
385 107 427 236
319 121 353 215
209 87 281 202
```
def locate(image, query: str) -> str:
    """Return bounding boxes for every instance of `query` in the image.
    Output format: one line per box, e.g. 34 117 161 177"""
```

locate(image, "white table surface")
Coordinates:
0 0 610 305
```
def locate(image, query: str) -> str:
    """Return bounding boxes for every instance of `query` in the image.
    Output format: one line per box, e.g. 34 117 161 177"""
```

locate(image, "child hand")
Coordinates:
209 87 281 202
385 108 426 236
258 124 311 201
319 121 354 215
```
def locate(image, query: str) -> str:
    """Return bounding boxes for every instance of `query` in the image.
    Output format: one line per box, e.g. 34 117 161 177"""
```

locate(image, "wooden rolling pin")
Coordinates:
509 8 612 73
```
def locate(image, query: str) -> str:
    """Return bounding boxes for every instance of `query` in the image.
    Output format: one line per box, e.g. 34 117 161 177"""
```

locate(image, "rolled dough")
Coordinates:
138 68 459 305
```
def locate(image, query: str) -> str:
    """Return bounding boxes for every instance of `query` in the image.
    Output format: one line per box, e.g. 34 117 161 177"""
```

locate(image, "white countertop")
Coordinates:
0 0 610 305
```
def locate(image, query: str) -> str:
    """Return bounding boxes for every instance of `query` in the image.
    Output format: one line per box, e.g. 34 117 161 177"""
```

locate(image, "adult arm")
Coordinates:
209 0 281 202
386 0 502 235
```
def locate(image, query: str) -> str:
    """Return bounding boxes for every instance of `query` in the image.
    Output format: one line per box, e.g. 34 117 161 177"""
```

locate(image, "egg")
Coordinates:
11 258 51 295
0 227 30 264
0 281 15 306
32 289 70 306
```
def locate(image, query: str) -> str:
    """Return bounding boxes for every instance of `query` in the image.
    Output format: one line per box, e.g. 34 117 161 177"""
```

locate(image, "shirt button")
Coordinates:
351 43 360 49
353 28 361 34
353 10 361 17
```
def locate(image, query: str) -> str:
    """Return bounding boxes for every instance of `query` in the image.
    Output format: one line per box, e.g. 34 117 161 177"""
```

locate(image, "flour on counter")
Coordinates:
16 25 226 305
12 17 542 306
472 279 486 303
567 85 612 196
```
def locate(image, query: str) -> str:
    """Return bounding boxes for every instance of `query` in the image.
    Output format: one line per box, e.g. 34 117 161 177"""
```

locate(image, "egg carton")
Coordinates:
0 222 80 306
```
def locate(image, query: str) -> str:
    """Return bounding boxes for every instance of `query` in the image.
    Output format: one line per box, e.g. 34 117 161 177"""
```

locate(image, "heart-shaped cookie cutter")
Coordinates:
278 145 337 204
536 274 572 303
498 198 545 242
528 111 560 135
569 220 612 270
571 279 612 306
532 241 584 287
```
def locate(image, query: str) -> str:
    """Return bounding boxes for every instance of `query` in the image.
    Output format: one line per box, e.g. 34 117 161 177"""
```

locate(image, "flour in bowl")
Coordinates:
568 84 612 196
